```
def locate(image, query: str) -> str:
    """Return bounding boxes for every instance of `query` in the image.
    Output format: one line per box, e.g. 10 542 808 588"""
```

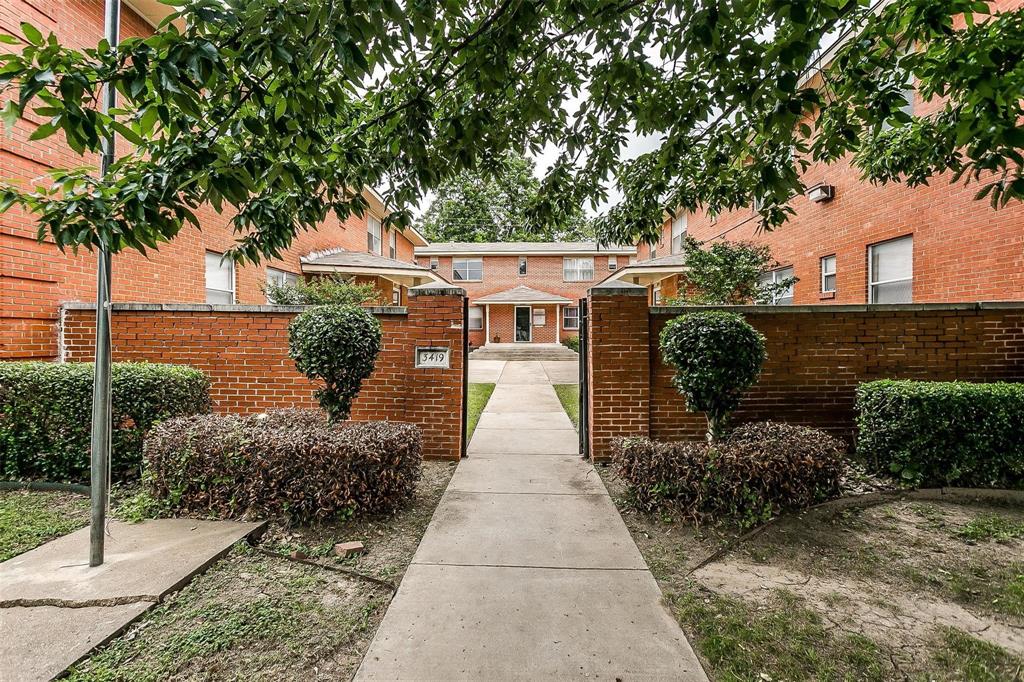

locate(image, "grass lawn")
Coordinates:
553 384 579 429
600 467 1024 681
67 460 457 680
0 488 90 561
466 382 495 440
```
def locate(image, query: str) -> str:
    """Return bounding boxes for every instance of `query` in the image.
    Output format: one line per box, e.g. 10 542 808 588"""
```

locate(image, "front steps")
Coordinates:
469 343 579 362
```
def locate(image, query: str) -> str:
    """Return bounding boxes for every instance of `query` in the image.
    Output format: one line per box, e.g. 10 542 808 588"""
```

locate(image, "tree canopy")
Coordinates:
1 0 1021 262
666 237 797 305
418 150 593 242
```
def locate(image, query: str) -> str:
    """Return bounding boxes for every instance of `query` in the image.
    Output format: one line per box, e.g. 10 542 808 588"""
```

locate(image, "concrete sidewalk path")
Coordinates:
356 361 706 680
0 518 264 681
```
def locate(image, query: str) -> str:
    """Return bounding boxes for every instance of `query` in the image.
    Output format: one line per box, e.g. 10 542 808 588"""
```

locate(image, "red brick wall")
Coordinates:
586 286 1024 460
1 1 419 361
60 288 467 460
480 304 561 345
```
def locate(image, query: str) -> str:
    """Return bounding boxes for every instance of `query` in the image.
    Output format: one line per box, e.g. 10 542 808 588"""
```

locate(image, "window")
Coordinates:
532 308 546 326
205 251 234 304
265 267 298 303
367 216 382 255
392 287 401 305
821 255 837 293
671 214 687 254
518 256 527 276
759 266 795 305
869 236 913 303
563 257 594 282
653 282 662 305
468 306 483 330
608 256 617 271
563 306 579 330
389 229 397 259
453 258 483 281
430 257 439 271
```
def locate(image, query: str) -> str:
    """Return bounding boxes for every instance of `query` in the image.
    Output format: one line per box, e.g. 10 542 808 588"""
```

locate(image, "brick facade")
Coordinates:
60 286 468 460
585 284 1024 461
1 1 422 361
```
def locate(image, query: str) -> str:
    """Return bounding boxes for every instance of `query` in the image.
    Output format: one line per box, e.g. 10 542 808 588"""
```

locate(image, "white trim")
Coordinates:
514 305 532 342
556 306 560 344
301 263 446 283
417 247 636 257
485 304 490 343
820 254 837 293
868 235 913 303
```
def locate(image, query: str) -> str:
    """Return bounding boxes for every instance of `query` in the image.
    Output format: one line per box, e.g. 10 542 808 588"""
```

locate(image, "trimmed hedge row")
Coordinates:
0 362 210 484
144 409 422 523
856 380 1024 488
612 422 846 527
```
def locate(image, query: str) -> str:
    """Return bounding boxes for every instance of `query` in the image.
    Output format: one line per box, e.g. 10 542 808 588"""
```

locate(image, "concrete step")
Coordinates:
469 346 579 361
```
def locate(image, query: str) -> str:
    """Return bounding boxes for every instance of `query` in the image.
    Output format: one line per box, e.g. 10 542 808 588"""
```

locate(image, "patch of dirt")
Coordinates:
68 460 456 681
598 464 1024 679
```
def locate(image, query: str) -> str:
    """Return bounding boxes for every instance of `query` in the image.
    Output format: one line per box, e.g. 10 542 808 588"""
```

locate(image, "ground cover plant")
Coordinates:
554 384 579 429
660 311 766 442
0 488 90 561
66 461 456 681
466 383 495 440
600 464 1024 681
0 362 209 484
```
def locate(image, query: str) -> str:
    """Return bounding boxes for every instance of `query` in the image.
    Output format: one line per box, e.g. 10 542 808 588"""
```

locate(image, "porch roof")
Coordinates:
474 285 574 305
600 253 688 286
300 249 448 287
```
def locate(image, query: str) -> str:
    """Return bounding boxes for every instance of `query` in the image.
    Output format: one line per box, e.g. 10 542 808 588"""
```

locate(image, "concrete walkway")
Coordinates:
356 361 706 680
0 518 264 681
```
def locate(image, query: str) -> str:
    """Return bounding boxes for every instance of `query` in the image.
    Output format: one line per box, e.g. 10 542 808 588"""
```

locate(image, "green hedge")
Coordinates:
0 362 210 484
856 380 1024 488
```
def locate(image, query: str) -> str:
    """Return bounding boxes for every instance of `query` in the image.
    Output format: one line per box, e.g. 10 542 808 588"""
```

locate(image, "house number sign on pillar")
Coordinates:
415 347 450 368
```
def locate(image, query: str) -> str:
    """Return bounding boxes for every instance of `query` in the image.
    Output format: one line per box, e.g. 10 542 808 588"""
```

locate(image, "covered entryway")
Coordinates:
473 285 573 345
514 306 532 342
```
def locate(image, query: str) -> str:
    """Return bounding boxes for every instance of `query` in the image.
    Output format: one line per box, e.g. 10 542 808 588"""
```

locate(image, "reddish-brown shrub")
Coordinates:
144 409 421 524
612 421 846 527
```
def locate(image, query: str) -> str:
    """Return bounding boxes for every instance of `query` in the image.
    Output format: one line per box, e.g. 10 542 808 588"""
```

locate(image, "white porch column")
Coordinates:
556 305 560 344
484 304 490 346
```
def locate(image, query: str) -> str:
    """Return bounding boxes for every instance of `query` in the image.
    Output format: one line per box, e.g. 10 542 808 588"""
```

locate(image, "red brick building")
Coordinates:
1 1 443 361
415 243 636 347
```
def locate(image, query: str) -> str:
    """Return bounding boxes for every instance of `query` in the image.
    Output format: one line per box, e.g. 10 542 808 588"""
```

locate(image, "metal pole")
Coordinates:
89 0 120 567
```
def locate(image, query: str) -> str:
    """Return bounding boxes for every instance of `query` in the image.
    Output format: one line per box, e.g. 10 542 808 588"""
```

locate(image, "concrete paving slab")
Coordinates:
2 603 151 682
468 360 505 383
468 428 579 455
541 360 579 384
497 361 549 384
354 563 708 681
484 385 564 413
475 411 573 430
413 491 646 569
451 455 605 495
0 519 264 603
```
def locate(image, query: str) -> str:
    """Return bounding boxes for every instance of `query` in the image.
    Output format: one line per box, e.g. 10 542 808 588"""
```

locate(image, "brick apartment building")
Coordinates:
415 243 636 347
1 1 446 361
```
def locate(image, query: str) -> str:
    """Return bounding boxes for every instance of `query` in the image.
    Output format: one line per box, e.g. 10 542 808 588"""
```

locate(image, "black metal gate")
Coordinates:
460 296 469 458
578 297 589 460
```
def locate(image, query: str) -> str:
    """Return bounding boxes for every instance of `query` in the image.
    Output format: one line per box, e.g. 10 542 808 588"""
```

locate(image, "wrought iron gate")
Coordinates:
578 297 589 459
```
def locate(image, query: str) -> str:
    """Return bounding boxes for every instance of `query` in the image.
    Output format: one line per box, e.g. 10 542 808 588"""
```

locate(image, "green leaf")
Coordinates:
21 22 43 46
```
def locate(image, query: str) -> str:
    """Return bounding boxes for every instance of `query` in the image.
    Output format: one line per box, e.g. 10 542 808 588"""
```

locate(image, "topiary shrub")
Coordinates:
0 362 209 484
660 310 767 441
144 410 422 523
289 305 382 421
612 422 846 527
856 380 1024 488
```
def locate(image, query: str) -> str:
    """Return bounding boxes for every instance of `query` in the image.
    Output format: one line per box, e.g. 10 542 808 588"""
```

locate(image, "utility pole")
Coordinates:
90 0 119 568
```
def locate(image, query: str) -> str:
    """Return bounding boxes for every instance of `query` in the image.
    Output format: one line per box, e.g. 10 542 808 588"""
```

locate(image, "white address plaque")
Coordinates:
415 347 450 369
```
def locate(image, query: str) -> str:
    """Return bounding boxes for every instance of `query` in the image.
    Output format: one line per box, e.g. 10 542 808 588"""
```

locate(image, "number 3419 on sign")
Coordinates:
415 347 450 368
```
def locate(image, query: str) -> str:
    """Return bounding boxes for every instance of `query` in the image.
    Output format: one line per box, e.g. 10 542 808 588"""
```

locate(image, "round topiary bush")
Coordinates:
660 310 766 441
289 305 382 421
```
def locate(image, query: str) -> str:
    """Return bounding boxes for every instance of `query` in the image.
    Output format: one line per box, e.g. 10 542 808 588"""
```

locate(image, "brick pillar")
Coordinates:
586 281 650 461
405 283 467 461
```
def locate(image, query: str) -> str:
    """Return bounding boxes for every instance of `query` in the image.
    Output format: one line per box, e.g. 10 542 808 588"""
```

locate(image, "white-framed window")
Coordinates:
518 256 527 276
869 235 913 303
821 255 837 293
671 214 687 254
429 257 439 271
205 251 235 304
532 308 546 327
563 306 579 330
563 257 594 282
453 258 483 281
266 267 298 287
367 216 382 255
392 287 401 305
653 282 662 305
759 266 795 305
389 229 397 259
468 306 484 330
608 256 617 271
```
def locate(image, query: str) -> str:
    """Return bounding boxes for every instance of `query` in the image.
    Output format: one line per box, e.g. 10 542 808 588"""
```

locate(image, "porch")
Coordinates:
471 285 579 347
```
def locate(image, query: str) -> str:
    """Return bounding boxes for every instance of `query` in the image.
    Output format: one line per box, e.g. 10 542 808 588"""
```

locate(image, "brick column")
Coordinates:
586 281 651 461
404 284 467 461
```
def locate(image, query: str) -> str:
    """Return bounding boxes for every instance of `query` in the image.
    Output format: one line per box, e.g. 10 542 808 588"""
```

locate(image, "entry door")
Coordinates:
514 306 532 342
